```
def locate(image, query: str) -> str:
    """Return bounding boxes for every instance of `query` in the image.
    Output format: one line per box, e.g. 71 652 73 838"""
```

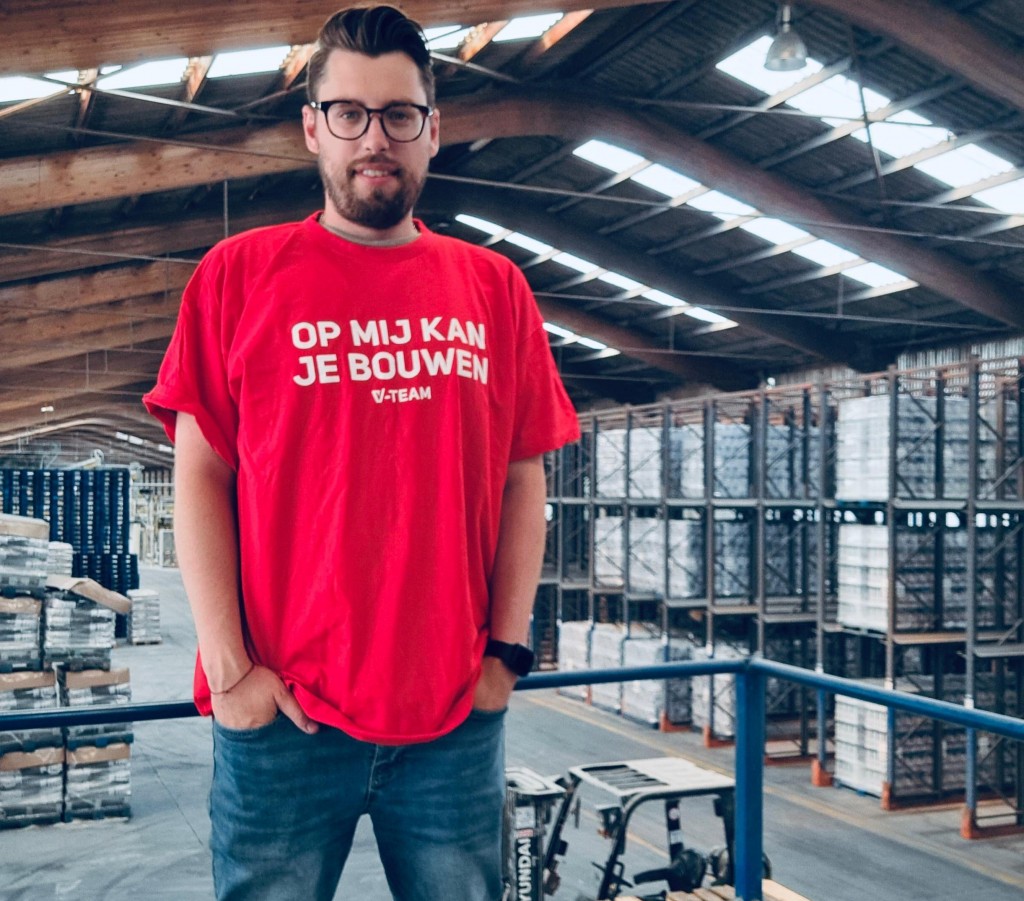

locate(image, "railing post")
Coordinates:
962 727 978 838
735 664 765 901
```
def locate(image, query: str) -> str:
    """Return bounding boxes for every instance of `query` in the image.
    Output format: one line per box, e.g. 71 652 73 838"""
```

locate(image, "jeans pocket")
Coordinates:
212 712 283 741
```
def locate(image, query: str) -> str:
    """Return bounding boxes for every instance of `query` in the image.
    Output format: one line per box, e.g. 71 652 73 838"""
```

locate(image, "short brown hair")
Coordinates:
306 6 435 106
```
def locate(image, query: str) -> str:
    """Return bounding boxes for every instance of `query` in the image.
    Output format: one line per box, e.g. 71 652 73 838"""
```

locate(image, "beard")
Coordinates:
319 156 427 231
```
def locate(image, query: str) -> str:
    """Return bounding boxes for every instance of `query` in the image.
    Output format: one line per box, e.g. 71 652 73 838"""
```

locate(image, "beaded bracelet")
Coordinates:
210 661 255 695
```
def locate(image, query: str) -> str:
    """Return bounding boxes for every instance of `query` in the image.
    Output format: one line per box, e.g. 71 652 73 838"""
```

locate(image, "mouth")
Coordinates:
353 161 400 181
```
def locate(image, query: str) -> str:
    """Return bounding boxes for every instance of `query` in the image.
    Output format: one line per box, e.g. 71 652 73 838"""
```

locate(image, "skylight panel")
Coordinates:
631 164 701 197
914 144 1015 188
792 239 859 266
972 178 1024 214
207 46 291 78
716 35 823 93
552 252 598 274
503 232 553 255
573 139 646 173
544 323 576 340
844 262 913 288
738 217 811 244
687 190 757 220
598 272 646 292
97 58 189 90
643 289 686 307
0 75 68 102
425 25 473 50
494 13 564 42
786 75 889 125
851 110 949 158
683 307 732 324
456 213 506 236
543 323 620 356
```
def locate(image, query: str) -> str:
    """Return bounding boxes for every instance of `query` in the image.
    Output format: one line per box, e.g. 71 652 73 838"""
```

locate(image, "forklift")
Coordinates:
503 757 767 901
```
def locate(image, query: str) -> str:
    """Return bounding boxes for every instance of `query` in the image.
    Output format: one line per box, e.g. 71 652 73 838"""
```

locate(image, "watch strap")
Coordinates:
484 638 535 676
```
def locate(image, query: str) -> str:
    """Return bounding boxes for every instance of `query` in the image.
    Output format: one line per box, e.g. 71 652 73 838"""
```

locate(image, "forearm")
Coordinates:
173 412 249 691
488 455 548 643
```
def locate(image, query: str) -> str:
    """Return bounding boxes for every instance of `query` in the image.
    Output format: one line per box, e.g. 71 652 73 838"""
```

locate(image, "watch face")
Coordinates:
487 640 534 676
509 645 534 675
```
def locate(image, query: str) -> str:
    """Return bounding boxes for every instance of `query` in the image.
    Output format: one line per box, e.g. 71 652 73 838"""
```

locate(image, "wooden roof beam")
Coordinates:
0 1 637 77
3 91 1018 329
802 0 1024 115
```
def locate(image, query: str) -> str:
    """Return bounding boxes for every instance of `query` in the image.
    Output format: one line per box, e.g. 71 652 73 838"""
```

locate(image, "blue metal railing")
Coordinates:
4 658 1024 901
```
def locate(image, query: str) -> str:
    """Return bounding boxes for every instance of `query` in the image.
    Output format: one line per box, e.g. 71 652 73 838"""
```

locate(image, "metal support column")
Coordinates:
735 666 765 901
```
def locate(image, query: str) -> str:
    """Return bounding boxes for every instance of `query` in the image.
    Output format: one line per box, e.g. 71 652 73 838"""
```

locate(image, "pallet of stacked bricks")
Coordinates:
0 514 63 827
0 512 132 827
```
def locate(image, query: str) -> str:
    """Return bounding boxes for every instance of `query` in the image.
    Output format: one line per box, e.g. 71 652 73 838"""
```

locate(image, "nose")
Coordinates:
361 112 391 151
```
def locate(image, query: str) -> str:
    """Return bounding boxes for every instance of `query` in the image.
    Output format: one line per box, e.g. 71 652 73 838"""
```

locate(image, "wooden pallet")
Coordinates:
614 879 810 901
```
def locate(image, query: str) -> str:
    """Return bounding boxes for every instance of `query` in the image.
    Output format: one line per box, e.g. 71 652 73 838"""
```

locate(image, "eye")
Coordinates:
385 106 414 124
335 106 364 122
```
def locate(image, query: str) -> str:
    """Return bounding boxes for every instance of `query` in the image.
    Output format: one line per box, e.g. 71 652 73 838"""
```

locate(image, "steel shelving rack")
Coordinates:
543 357 1024 826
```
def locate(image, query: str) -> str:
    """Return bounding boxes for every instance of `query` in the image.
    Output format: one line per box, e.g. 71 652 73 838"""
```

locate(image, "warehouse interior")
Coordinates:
2 0 1024 897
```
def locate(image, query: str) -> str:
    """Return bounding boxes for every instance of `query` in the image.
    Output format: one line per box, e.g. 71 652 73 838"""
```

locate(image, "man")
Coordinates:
143 5 579 900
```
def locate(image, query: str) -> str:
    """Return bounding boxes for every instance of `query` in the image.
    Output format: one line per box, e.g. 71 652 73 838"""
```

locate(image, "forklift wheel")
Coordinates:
707 846 772 883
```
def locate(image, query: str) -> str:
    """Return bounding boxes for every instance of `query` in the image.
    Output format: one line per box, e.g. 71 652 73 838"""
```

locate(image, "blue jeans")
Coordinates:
209 708 507 901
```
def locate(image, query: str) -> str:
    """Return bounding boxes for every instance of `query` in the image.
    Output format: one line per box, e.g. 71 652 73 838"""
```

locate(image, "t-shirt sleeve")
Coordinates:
509 275 581 462
142 253 240 470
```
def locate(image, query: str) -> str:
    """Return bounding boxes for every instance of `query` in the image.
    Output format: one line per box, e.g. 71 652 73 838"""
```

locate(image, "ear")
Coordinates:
428 107 440 159
302 105 321 155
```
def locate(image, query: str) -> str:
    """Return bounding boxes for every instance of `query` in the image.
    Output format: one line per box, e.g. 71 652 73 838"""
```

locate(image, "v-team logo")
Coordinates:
372 387 432 404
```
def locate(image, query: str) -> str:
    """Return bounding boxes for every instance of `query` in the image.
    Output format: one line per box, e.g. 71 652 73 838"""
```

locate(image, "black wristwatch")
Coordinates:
484 639 535 677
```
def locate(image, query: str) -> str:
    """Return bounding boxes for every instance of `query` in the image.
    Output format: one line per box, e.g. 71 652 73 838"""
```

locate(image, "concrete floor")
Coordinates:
2 566 1024 900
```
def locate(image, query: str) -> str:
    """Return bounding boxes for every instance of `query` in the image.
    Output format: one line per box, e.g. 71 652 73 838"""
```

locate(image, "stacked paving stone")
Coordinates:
126 588 161 645
0 514 49 593
45 542 75 578
0 597 42 671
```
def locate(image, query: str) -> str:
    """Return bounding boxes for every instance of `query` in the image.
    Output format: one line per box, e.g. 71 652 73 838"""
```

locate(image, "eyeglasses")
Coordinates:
309 100 433 143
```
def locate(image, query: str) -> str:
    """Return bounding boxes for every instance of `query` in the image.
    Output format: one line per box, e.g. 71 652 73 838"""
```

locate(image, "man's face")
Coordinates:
302 50 440 239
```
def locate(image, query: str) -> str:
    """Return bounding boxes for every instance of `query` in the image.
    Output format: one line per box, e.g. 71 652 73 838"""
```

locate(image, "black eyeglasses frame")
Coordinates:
308 100 434 143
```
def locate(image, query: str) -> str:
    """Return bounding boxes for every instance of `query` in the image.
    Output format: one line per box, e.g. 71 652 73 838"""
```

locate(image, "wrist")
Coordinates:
207 659 255 694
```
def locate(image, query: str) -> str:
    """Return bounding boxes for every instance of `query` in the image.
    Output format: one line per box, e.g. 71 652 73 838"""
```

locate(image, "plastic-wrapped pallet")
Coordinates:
836 523 997 632
59 668 132 748
595 429 627 498
713 517 752 600
64 742 131 821
0 597 42 670
689 639 747 740
765 424 816 498
676 423 751 498
556 621 591 701
589 623 625 713
126 588 161 644
620 636 690 727
667 519 705 599
833 678 964 799
594 515 624 588
0 747 64 829
0 514 50 592
626 427 663 499
0 671 62 754
45 541 74 577
667 423 701 498
627 516 664 595
43 592 116 670
835 394 971 501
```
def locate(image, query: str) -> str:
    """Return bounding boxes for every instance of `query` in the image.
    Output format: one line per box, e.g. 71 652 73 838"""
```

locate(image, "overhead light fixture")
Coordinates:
765 3 807 71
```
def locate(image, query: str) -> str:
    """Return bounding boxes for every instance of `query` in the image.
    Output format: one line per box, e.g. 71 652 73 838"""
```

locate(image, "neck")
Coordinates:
318 213 420 247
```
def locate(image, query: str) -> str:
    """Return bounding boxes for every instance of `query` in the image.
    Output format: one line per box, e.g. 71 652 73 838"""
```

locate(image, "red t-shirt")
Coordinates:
144 215 579 743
